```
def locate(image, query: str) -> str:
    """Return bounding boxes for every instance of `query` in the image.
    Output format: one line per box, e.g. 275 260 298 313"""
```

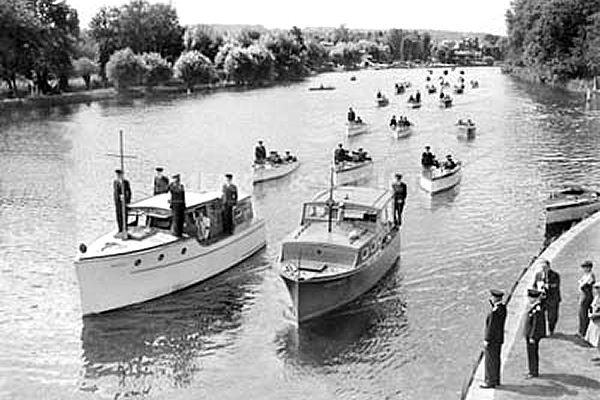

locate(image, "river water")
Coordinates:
1 68 599 400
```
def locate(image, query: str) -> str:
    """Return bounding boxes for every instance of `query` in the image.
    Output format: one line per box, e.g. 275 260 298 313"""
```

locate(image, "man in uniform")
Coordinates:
391 174 407 227
113 169 132 237
168 174 186 237
481 289 507 388
334 143 348 164
153 167 169 195
532 259 561 335
347 107 356 123
222 173 238 235
524 288 546 378
255 140 267 164
421 146 438 168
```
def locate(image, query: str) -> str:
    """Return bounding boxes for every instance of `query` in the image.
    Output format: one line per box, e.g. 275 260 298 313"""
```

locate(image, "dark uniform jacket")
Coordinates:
334 148 347 163
255 145 267 162
113 179 132 204
533 269 561 304
222 183 238 206
421 152 436 167
485 302 507 344
392 182 407 201
168 182 186 206
154 176 169 195
347 110 355 122
524 301 546 340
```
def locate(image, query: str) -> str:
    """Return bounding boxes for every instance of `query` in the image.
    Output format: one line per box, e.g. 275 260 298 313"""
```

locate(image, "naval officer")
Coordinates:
113 168 131 236
222 173 238 235
524 288 546 378
168 174 186 237
481 289 507 388
153 167 169 195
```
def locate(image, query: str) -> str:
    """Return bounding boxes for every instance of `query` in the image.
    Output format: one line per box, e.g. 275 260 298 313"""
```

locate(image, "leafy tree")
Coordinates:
330 42 362 69
386 29 404 60
174 50 216 90
140 52 172 88
73 57 98 89
183 25 224 62
333 24 350 43
237 28 262 47
106 48 145 89
263 32 307 81
305 39 330 70
223 46 256 84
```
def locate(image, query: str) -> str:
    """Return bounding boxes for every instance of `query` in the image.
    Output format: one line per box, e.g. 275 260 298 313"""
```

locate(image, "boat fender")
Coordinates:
79 243 87 253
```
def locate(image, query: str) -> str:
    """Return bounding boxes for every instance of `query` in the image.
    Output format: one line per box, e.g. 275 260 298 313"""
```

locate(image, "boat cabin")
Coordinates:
127 191 254 242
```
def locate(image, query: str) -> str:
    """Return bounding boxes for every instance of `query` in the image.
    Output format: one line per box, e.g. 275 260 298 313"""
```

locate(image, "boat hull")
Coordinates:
376 98 389 107
440 99 452 108
545 200 600 224
346 123 369 137
391 125 412 138
253 161 300 184
282 230 401 322
75 220 267 315
334 161 374 185
420 165 462 194
458 125 476 138
408 102 422 109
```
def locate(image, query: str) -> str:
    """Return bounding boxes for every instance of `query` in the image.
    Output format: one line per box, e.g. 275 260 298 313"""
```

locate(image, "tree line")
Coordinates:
1 0 505 97
505 0 600 80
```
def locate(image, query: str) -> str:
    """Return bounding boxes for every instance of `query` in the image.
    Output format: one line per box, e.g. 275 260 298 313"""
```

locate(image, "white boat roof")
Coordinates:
129 191 250 212
310 186 391 210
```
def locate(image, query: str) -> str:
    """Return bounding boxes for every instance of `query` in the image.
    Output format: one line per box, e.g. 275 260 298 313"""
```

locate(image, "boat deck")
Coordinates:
80 228 180 259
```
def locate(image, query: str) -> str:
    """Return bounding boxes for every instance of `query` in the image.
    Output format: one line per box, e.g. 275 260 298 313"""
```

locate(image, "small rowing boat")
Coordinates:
279 185 401 323
390 124 412 138
253 159 300 184
420 162 462 194
545 186 600 225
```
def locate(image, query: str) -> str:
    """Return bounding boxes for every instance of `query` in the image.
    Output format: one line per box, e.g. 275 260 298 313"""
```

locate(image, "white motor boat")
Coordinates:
457 123 476 138
279 186 401 323
440 97 453 108
420 162 462 194
390 125 412 138
253 160 300 184
408 100 422 109
376 96 390 107
346 121 369 137
75 191 266 315
545 186 600 224
334 160 374 186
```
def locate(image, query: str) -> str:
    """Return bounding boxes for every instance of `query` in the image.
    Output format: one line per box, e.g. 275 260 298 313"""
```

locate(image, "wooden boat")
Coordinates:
253 160 300 184
309 85 335 91
457 123 476 138
545 186 600 224
440 97 453 108
334 159 374 186
346 121 369 137
279 185 401 323
408 100 422 109
420 162 462 194
75 191 266 315
390 124 412 138
376 96 389 107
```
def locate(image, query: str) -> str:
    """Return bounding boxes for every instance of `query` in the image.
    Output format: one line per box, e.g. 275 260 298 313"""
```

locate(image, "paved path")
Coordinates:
465 213 600 400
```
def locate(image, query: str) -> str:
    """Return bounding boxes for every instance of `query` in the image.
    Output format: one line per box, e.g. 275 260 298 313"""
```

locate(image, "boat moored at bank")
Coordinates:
545 186 600 224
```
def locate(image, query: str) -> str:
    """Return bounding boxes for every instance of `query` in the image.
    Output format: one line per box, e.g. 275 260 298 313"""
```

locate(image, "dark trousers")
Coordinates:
223 205 234 234
115 202 125 232
171 203 185 237
545 302 559 334
393 200 405 226
578 297 592 336
484 342 502 385
525 339 539 376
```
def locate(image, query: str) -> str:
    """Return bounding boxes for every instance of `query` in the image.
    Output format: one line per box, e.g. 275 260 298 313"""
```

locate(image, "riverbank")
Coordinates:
463 211 600 400
500 65 596 93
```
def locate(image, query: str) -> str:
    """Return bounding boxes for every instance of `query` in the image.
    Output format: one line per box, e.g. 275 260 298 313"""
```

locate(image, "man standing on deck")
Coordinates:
532 259 561 335
481 289 507 388
168 174 186 237
347 107 356 122
255 140 267 164
153 167 169 195
113 169 131 236
421 146 438 168
524 288 546 378
222 173 238 235
391 174 407 227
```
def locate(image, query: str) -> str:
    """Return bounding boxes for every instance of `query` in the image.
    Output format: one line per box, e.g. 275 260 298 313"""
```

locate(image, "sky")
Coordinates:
67 0 512 36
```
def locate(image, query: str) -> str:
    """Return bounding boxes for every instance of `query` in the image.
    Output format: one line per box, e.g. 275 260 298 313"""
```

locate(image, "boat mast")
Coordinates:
118 130 127 239
327 164 335 233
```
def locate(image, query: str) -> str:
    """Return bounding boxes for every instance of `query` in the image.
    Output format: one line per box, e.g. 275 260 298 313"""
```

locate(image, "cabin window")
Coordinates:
364 213 377 223
361 247 370 260
149 216 171 230
304 205 338 222
370 241 378 253
134 259 142 266
158 254 165 261
181 247 187 255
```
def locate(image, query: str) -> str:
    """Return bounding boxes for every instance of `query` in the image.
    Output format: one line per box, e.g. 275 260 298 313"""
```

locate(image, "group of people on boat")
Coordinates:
420 146 457 170
334 143 372 164
408 90 421 103
389 115 412 128
255 140 297 165
457 119 475 126
347 107 364 124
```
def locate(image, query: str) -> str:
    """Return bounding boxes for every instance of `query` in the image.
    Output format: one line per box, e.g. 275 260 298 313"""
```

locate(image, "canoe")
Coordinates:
545 186 600 224
346 122 369 137
279 186 401 323
309 86 335 91
334 160 374 186
390 125 412 138
420 162 462 194
253 160 300 184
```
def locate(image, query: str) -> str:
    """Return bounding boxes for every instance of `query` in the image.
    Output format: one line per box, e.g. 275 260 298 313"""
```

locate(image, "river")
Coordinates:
1 67 599 400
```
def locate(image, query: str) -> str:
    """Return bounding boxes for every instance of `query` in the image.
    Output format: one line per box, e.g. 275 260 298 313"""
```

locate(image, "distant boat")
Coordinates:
350 76 357 81
346 121 369 137
390 124 412 138
440 97 453 108
279 185 401 323
453 85 465 94
309 85 335 91
545 186 600 225
420 162 462 194
253 159 300 184
334 159 374 186
457 121 476 138
376 96 390 107
408 99 422 109
470 80 479 89
426 85 437 94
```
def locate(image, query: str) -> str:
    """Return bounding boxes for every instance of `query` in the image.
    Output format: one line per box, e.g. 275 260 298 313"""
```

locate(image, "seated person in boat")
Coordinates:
347 107 356 122
255 140 267 164
440 91 445 99
377 90 382 99
353 148 371 162
421 146 439 168
415 90 421 103
389 115 398 128
355 116 363 124
467 119 473 126
408 94 415 103
334 143 349 164
443 154 457 170
457 119 464 126
267 151 283 164
195 209 211 241
284 150 297 162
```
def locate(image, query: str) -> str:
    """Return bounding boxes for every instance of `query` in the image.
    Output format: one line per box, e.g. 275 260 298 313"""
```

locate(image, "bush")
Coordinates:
140 52 172 88
106 48 145 89
173 51 216 90
73 57 99 90
482 55 495 66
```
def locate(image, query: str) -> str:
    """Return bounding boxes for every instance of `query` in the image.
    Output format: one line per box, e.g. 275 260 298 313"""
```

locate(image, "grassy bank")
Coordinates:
500 64 594 92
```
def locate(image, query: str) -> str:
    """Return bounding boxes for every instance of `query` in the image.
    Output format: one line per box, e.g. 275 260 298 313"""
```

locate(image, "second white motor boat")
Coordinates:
253 159 300 184
420 162 462 194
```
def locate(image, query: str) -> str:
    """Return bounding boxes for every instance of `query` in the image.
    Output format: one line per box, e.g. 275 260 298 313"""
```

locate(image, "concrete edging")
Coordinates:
463 211 600 400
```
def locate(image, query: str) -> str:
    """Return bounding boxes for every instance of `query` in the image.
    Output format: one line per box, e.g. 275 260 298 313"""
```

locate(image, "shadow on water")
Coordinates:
426 185 461 212
80 252 269 390
274 262 407 368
